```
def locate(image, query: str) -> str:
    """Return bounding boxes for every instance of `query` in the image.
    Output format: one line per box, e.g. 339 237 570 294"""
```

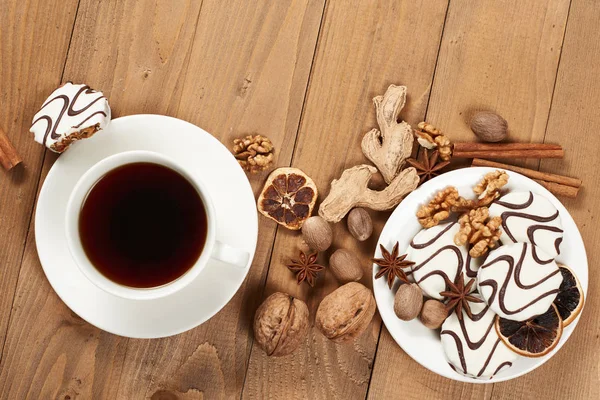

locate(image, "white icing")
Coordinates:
477 242 562 321
30 82 111 152
409 222 481 300
441 296 517 379
489 191 563 261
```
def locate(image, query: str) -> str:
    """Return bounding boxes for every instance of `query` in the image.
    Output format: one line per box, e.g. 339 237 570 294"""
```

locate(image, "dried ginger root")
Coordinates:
473 170 509 206
455 207 502 257
233 134 275 173
361 85 414 184
320 165 419 223
414 122 452 161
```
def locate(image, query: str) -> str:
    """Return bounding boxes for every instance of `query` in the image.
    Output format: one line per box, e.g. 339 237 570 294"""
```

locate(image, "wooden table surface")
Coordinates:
0 0 598 399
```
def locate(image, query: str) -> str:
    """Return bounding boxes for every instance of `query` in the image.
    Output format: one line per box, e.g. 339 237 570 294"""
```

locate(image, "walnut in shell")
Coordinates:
257 167 318 230
315 282 376 343
253 292 309 357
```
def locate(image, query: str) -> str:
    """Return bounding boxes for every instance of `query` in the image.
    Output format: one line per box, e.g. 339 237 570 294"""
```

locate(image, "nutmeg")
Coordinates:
329 249 363 283
301 216 333 252
420 299 448 329
347 208 373 241
254 292 309 356
315 282 376 343
393 283 423 321
470 111 508 143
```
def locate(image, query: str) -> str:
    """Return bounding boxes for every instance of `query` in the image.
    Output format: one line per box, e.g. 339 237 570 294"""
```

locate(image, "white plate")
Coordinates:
373 167 588 383
35 115 258 338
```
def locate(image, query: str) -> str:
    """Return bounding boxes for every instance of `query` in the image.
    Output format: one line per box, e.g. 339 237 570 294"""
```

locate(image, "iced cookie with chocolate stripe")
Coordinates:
441 295 517 379
30 82 111 153
478 242 563 322
409 221 481 300
489 191 563 262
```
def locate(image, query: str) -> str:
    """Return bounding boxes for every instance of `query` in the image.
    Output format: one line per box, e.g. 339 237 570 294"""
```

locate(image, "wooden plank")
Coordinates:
241 1 450 398
0 0 205 398
111 1 327 399
0 0 79 357
367 0 571 398
428 0 570 169
490 0 600 398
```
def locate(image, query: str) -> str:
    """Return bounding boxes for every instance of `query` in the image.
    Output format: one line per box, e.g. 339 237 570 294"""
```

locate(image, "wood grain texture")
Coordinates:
0 0 205 397
2 0 599 398
242 1 450 399
490 0 600 398
367 0 571 398
427 0 570 168
0 0 79 358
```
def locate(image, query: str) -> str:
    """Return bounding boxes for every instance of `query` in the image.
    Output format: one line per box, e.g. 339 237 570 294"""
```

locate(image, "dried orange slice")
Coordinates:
257 167 317 230
555 263 584 327
495 304 563 358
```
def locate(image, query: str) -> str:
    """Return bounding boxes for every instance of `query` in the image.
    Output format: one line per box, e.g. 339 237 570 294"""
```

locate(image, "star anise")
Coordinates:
373 242 415 289
287 250 324 287
440 274 483 320
406 149 450 185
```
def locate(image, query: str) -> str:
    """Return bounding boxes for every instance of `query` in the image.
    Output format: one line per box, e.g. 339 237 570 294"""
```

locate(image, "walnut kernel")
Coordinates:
473 170 509 206
233 134 274 173
417 187 474 228
455 207 502 258
415 122 452 161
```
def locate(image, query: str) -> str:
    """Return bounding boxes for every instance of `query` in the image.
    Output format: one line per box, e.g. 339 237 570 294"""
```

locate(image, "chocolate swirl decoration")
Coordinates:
479 243 561 317
441 300 513 378
410 222 468 298
31 84 108 147
410 222 480 297
493 191 563 263
410 221 456 249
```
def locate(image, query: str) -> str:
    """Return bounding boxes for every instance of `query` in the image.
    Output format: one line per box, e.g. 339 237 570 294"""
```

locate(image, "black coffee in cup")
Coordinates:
78 162 208 288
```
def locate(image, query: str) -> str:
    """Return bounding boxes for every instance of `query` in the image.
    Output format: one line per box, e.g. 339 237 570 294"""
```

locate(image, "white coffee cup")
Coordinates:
65 150 249 300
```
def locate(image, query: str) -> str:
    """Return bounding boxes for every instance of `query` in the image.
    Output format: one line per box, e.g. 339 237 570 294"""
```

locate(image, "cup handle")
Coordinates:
211 240 249 268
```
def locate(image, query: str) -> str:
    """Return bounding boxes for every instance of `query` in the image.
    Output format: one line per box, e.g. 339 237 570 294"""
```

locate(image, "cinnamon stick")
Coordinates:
454 142 562 151
533 179 579 198
472 159 582 188
453 142 564 159
0 126 22 170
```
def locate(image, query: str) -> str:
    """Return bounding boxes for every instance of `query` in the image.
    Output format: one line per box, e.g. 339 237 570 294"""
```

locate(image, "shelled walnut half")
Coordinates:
233 134 275 173
416 187 474 228
414 122 452 161
473 170 509 205
455 207 502 258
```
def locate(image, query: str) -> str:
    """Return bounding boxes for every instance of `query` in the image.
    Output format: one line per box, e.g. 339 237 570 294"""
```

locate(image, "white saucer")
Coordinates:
373 167 588 383
35 115 258 338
